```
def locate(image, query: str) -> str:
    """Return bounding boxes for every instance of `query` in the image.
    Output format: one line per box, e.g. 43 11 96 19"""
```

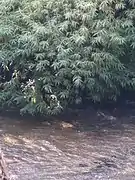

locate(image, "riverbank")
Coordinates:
1 103 135 130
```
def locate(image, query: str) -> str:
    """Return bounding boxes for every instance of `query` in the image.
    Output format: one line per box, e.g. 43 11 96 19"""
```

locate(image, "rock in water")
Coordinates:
60 121 74 129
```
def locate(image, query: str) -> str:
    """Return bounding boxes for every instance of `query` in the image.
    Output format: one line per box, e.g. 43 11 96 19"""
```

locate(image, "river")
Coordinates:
0 108 135 180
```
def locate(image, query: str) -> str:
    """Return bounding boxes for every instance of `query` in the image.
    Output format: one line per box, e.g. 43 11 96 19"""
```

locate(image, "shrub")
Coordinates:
0 0 135 115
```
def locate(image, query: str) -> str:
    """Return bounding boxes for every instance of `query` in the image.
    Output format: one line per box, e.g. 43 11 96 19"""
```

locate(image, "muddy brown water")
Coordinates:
0 109 135 180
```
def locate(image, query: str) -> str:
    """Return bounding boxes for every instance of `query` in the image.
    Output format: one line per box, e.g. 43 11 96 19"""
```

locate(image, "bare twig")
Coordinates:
0 149 10 180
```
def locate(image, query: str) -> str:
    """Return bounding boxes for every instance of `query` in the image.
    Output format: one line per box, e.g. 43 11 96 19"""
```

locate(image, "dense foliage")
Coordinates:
0 0 135 115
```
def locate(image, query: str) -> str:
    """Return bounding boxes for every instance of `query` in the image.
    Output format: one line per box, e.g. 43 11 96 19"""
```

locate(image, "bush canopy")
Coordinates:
0 0 135 115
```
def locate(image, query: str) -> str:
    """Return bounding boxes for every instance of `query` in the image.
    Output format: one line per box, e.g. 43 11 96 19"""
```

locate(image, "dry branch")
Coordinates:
0 149 10 180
